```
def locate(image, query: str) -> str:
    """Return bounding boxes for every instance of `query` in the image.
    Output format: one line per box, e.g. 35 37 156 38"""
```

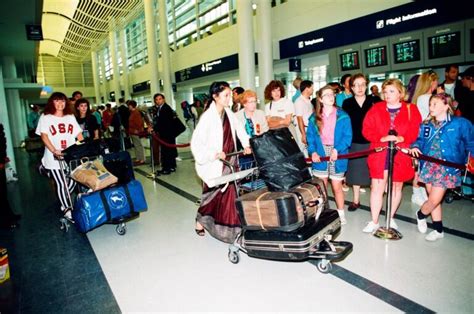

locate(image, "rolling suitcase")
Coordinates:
235 178 327 232
102 151 135 184
228 209 353 272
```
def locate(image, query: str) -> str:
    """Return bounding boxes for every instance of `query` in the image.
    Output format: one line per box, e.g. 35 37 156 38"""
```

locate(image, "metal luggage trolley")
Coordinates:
57 155 138 235
216 153 352 274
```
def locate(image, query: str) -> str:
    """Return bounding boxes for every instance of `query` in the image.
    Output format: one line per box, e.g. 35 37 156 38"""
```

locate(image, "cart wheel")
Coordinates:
316 259 332 274
228 250 240 264
116 224 126 235
59 218 69 232
444 194 454 204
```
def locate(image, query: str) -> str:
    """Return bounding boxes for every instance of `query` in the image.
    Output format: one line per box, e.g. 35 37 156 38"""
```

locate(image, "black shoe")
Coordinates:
348 202 360 212
170 168 176 172
159 170 171 175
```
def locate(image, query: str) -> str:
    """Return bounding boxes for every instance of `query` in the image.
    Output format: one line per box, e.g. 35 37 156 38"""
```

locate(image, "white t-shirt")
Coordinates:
264 98 295 119
416 94 431 120
294 95 313 127
444 83 455 99
36 114 82 169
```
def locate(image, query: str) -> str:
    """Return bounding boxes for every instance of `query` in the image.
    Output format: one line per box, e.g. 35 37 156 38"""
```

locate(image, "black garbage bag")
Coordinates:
250 127 311 191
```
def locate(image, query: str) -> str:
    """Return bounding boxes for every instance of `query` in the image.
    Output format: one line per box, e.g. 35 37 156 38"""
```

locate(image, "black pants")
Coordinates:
161 137 177 170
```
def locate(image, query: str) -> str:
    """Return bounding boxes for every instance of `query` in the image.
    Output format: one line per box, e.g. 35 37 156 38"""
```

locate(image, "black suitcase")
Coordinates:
102 151 135 184
238 209 351 262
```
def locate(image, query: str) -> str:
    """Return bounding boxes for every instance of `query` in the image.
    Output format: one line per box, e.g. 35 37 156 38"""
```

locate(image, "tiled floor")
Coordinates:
1 146 473 313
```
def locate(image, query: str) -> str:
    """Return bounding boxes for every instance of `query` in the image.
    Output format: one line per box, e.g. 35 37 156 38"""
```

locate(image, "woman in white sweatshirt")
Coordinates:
191 81 251 243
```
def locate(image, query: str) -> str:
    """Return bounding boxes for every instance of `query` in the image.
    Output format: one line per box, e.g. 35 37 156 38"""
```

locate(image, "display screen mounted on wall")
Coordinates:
393 39 420 64
340 51 360 71
365 46 388 68
428 31 461 59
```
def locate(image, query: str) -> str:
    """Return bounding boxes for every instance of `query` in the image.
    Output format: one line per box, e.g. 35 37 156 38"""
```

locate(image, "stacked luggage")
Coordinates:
229 128 352 272
60 139 148 235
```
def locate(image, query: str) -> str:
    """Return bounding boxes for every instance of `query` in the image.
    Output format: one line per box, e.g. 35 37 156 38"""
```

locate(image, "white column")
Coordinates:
256 0 273 109
0 65 16 171
237 0 256 90
91 50 102 105
158 0 173 107
119 29 131 101
144 0 160 97
2 57 26 148
109 25 121 103
99 51 109 103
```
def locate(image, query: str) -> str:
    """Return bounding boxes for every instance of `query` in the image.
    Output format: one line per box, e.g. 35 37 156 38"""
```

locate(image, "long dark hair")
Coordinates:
43 92 74 115
209 81 230 102
75 98 92 118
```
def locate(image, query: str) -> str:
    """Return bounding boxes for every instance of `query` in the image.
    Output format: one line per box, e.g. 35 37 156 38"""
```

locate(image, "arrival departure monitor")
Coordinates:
428 31 461 59
393 40 420 64
365 46 387 68
340 51 360 71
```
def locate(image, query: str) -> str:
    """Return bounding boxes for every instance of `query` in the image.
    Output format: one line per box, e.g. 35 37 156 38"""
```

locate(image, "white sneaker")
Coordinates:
416 212 428 234
411 193 426 207
363 221 379 233
176 157 183 161
390 218 398 230
337 210 347 225
342 185 349 192
63 210 73 220
360 188 367 193
425 230 444 241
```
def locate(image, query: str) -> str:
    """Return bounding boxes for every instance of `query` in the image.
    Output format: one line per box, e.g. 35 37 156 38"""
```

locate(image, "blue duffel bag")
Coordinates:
73 179 147 233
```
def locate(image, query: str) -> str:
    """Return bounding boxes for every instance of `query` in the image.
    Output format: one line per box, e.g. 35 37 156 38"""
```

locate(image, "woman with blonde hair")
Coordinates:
362 79 422 233
411 71 439 206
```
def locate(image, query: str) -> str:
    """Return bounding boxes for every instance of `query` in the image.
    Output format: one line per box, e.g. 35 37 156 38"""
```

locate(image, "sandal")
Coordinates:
195 228 205 236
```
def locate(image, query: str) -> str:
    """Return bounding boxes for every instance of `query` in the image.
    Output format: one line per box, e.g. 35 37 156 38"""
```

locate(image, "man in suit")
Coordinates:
150 93 178 175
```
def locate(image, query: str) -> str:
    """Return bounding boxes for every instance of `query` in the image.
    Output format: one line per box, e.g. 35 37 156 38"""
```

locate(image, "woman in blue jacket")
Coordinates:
307 84 352 224
410 93 473 241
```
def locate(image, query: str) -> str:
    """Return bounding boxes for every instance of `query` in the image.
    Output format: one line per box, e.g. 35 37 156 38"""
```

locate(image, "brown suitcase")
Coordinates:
235 178 327 231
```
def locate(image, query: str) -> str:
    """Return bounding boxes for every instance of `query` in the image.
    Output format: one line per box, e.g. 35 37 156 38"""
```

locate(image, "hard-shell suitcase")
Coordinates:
240 209 347 261
235 178 327 232
102 151 135 184
73 179 147 233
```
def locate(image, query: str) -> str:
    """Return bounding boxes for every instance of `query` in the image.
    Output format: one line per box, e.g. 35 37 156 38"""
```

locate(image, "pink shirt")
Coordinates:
320 108 337 145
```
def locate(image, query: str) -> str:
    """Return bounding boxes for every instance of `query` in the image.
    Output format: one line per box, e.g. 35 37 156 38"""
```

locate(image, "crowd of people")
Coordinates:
7 65 473 241
190 65 473 243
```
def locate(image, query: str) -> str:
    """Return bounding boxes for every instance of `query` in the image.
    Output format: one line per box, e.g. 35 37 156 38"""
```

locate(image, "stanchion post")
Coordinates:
374 130 403 240
149 134 156 177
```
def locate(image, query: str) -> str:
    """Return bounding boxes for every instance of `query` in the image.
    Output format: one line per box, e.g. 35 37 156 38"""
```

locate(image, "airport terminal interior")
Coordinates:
0 0 473 313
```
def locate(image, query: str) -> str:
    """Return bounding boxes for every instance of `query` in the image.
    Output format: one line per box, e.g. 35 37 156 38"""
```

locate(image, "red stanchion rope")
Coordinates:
151 133 190 148
305 146 387 163
396 147 467 171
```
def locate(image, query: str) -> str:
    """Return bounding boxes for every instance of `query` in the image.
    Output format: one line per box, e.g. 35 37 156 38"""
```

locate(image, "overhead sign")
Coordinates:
175 54 239 83
132 81 150 93
279 0 472 59
25 25 43 41
289 58 301 72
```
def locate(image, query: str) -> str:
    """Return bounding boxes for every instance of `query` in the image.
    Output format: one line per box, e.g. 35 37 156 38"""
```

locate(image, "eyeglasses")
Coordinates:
321 93 335 98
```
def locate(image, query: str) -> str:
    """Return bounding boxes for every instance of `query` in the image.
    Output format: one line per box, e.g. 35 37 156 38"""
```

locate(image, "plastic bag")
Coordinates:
71 158 118 191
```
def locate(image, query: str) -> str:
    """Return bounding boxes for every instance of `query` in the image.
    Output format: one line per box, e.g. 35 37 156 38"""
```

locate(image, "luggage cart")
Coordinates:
444 171 474 203
57 155 139 235
221 154 352 273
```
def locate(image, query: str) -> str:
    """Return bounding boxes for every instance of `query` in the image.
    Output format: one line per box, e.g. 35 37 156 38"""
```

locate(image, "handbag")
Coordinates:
172 114 186 138
71 158 118 191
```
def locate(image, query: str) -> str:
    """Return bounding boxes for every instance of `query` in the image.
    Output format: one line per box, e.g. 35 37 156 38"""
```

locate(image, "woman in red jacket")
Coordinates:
362 78 422 233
